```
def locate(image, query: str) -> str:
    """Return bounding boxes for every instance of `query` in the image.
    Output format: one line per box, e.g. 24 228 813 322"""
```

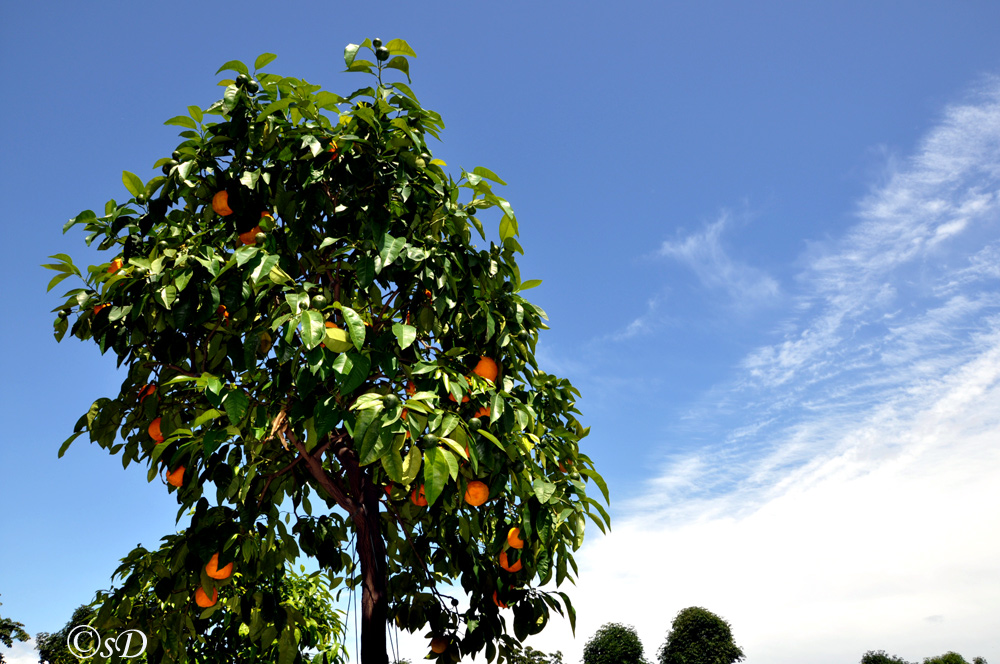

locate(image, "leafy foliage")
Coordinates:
48 38 608 664
921 654 987 664
0 596 30 664
657 607 744 664
35 567 345 664
582 623 647 664
862 651 913 664
507 646 564 664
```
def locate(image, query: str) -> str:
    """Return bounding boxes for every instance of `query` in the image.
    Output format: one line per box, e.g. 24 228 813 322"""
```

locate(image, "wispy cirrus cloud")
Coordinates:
534 79 1000 664
658 210 780 305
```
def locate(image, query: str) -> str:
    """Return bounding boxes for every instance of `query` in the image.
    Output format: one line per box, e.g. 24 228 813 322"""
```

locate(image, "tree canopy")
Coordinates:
0 596 30 664
582 622 647 664
47 38 608 664
657 606 744 664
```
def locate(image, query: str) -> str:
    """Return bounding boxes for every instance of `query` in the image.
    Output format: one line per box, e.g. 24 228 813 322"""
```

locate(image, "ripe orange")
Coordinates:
166 466 185 487
430 637 448 654
447 393 471 404
108 258 123 274
493 591 508 609
406 381 416 396
217 305 229 324
424 288 432 300
473 406 490 420
328 141 339 160
559 459 573 472
212 191 233 216
464 480 489 506
93 304 108 315
195 586 218 608
148 417 164 443
473 356 498 383
138 383 156 403
238 225 262 245
206 553 233 580
410 485 427 507
499 551 522 573
507 527 524 550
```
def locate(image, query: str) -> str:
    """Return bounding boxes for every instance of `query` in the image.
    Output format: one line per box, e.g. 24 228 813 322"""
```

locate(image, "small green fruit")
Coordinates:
254 231 266 245
376 46 389 62
468 418 482 432
236 73 249 87
246 79 259 93
161 160 177 175
135 194 147 205
423 434 439 445
311 294 328 308
384 394 400 408
372 38 383 48
467 205 476 216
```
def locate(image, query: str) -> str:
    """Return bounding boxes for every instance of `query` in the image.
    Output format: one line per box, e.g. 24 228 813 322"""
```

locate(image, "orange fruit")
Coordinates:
212 191 233 216
138 383 156 403
148 417 164 443
464 480 489 506
473 406 490 420
507 527 524 549
559 459 573 472
108 258 123 274
493 591 508 608
384 483 393 497
472 356 498 383
217 305 229 324
424 289 432 300
93 304 108 315
448 393 471 404
499 551 522 573
206 553 233 580
410 485 427 507
238 225 262 245
406 381 416 396
195 586 218 608
327 141 339 160
166 466 185 487
430 637 448 654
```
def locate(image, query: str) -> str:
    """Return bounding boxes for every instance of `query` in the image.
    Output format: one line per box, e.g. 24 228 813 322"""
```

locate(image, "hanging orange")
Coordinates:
212 191 233 216
108 258 123 274
238 225 262 245
464 480 489 506
166 466 185 487
472 356 498 383
473 406 490 420
206 553 233 580
195 586 218 608
507 527 524 549
493 591 508 608
499 550 522 573
138 383 156 403
410 485 427 507
148 417 164 443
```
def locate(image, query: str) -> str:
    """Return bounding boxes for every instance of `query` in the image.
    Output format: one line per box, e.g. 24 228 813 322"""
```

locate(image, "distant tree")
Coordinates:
657 607 744 664
508 646 564 664
0 596 30 664
862 650 913 664
582 623 646 664
922 654 987 664
36 604 97 664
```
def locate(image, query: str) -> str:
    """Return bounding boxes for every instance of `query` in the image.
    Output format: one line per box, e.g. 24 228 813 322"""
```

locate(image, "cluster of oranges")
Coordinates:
194 552 234 608
210 191 272 246
143 384 186 489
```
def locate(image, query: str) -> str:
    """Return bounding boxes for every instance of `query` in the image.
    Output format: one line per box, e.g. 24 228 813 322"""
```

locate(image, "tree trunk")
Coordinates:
356 486 389 664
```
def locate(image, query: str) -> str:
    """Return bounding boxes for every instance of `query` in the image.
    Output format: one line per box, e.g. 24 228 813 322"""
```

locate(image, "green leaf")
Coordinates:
472 166 507 185
122 171 145 197
385 39 417 57
187 105 203 123
164 115 198 130
519 279 542 291
384 56 410 82
216 59 249 76
359 426 391 466
381 441 405 483
254 53 277 70
58 431 84 458
499 216 516 242
261 98 293 119
378 234 406 270
222 390 249 425
340 306 366 350
580 468 610 504
533 478 556 504
391 323 417 350
300 310 325 350
343 44 361 67
423 447 450 506
401 445 421 485
340 352 370 394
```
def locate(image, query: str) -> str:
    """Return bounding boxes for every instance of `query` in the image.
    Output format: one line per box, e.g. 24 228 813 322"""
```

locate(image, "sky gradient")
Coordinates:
2 2 1000 663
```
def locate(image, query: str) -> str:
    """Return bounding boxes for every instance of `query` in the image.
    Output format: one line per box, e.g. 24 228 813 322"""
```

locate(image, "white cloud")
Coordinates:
0 640 37 664
511 80 1000 664
658 210 780 305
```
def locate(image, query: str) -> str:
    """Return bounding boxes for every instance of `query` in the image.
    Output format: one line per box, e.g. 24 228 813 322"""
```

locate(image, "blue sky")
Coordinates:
3 2 1000 663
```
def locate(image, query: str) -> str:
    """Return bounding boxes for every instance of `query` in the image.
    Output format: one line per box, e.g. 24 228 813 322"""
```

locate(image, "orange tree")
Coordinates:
47 39 610 664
